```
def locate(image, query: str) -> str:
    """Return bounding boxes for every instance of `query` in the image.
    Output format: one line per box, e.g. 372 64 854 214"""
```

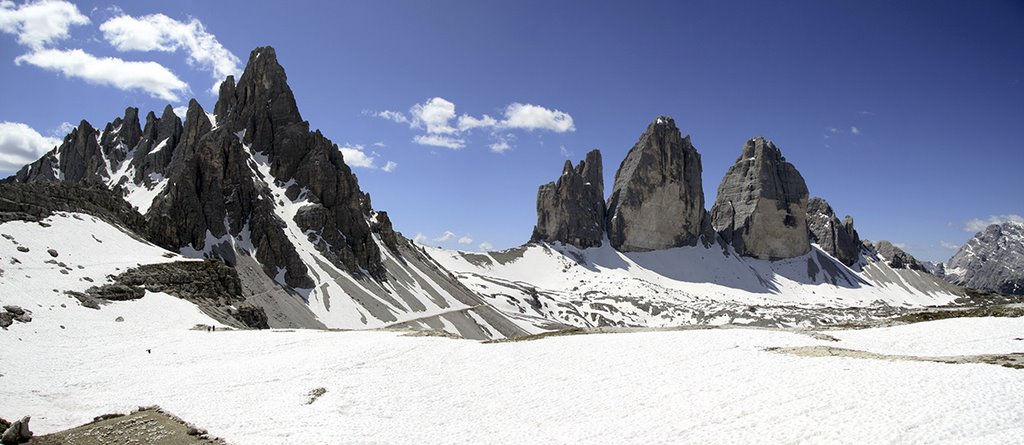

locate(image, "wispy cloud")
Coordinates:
478 241 494 251
382 160 397 173
0 121 61 171
850 126 861 135
0 0 89 50
413 233 427 244
940 241 960 250
559 145 572 158
370 96 574 152
99 13 241 94
457 235 473 245
15 48 188 101
964 214 1024 232
435 231 456 242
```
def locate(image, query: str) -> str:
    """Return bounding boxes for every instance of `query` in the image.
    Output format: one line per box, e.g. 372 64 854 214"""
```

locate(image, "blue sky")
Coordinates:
1 0 1022 261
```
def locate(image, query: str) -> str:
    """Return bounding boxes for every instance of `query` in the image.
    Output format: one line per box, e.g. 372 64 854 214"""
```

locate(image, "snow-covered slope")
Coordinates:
427 240 964 329
2 316 1021 444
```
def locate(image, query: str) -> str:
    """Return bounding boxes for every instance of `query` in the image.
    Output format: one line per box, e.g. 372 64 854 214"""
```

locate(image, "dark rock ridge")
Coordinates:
806 197 861 266
710 136 810 260
92 259 269 329
865 240 926 271
946 222 1024 295
531 149 606 248
0 182 148 237
9 46 389 289
606 116 707 251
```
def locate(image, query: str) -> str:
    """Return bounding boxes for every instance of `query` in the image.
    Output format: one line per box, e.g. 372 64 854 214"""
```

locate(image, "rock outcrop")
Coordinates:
806 197 861 266
866 240 926 271
1 415 32 444
945 222 1024 295
710 136 810 260
606 116 706 251
531 149 606 248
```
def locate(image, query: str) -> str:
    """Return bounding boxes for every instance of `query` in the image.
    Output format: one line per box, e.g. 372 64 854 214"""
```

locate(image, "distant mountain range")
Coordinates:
1 46 1018 340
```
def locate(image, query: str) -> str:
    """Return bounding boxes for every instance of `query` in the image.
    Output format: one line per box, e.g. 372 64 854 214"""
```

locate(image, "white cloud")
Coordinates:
478 241 494 251
370 97 574 152
99 13 240 94
435 231 456 242
172 105 189 119
0 0 89 50
457 114 498 132
489 138 511 154
15 48 188 101
413 134 465 150
502 103 575 132
372 141 387 147
851 126 861 135
338 144 396 173
457 236 473 245
339 144 376 168
55 121 74 135
0 121 61 171
964 214 1024 232
413 233 427 244
940 241 960 250
410 97 457 134
893 242 908 250
559 145 571 158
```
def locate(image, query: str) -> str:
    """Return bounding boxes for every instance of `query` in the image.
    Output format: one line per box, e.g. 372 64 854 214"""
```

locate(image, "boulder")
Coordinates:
606 116 706 251
868 240 926 271
710 136 810 260
0 415 32 444
531 149 606 248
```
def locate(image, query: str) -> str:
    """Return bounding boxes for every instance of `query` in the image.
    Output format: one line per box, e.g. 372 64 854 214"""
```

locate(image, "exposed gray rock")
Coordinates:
946 222 1024 295
710 136 810 260
115 316 124 322
606 117 706 251
97 259 269 329
922 261 946 278
866 240 926 271
531 149 606 248
0 182 150 240
3 305 24 315
0 312 12 328
806 197 861 266
1 415 31 443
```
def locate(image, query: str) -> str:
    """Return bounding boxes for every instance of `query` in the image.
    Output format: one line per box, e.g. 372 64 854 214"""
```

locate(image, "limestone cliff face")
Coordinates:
531 149 606 249
710 136 810 260
606 116 706 252
806 197 861 266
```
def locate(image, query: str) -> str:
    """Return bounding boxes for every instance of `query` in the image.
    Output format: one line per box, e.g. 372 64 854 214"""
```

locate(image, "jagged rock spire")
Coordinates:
806 197 861 266
606 116 706 251
531 149 606 248
710 136 810 260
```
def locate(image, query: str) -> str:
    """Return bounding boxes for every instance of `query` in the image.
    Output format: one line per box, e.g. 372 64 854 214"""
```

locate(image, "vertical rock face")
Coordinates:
531 149 606 249
606 116 705 252
711 136 810 260
806 197 861 266
148 46 384 286
946 222 1024 295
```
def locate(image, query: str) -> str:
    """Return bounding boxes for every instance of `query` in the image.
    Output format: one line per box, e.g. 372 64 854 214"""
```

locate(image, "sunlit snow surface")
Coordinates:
1 317 1023 444
1 214 1022 444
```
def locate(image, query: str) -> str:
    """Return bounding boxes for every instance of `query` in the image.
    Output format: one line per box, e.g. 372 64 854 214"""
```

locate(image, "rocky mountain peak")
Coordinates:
606 116 706 251
531 149 606 249
945 221 1024 295
868 240 925 271
710 136 810 260
806 197 861 266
